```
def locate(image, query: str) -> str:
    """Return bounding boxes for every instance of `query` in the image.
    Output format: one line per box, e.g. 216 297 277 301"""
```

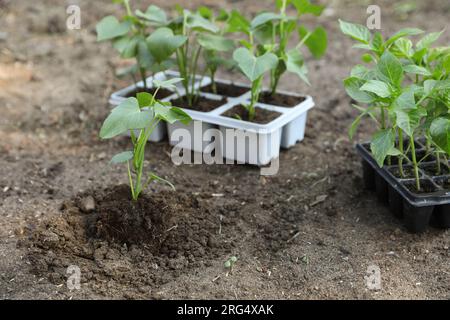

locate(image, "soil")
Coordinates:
435 177 450 190
388 166 419 180
259 91 306 107
125 87 173 100
201 82 250 98
223 105 281 124
420 163 450 177
1 0 450 300
170 95 227 112
403 180 438 195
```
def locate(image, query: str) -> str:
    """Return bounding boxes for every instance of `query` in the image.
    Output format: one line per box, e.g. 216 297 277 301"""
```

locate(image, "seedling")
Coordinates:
340 20 450 191
99 78 191 201
96 1 186 90
168 7 224 106
242 0 327 95
224 256 238 273
233 47 278 120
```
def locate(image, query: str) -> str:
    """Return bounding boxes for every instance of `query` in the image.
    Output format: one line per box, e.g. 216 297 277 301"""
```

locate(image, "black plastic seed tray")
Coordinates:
356 141 450 233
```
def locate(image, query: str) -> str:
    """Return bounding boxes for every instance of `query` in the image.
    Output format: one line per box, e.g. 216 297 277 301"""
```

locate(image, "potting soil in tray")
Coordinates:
170 95 227 113
124 87 173 99
222 105 281 125
259 91 306 108
201 82 249 97
357 141 450 233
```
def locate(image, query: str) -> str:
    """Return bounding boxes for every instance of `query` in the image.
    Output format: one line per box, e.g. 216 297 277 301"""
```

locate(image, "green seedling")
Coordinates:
340 20 450 191
99 78 191 201
233 48 278 120
96 0 186 90
224 256 238 273
168 7 224 106
243 0 328 95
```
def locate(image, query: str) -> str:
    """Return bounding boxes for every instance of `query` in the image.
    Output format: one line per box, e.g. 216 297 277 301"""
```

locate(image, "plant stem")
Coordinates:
398 129 405 178
436 152 441 175
139 68 147 90
127 161 136 201
410 136 421 191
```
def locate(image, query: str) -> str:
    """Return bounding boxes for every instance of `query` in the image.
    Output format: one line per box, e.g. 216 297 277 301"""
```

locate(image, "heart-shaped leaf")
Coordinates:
100 98 154 139
96 16 131 41
233 48 278 82
286 49 310 85
197 33 235 52
147 28 187 63
135 5 167 26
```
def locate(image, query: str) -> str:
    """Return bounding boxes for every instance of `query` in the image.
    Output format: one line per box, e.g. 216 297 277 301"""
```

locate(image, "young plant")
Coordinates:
340 20 450 191
99 79 191 201
233 47 278 120
168 7 223 106
96 1 186 90
196 8 236 94
244 0 328 95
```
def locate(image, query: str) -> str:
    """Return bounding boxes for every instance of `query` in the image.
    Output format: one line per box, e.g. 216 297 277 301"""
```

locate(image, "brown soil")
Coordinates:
201 82 250 98
259 91 306 107
223 105 281 124
170 95 227 112
125 88 173 100
420 163 450 177
1 0 450 300
388 166 419 180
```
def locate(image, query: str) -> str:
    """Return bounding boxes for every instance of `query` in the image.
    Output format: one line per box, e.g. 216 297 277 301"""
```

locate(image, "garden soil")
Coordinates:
0 0 449 299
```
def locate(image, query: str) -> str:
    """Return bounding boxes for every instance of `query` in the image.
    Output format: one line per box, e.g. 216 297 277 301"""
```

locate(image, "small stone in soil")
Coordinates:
79 196 95 213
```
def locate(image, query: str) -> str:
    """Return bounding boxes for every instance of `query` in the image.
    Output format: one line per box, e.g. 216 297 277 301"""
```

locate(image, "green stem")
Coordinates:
127 161 136 201
410 136 421 191
398 129 405 178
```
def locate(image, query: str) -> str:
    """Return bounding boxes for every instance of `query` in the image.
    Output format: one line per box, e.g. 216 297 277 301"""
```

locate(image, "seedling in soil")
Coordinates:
224 256 238 273
340 20 450 192
96 1 186 90
250 0 328 95
168 7 225 107
233 47 278 120
99 78 191 201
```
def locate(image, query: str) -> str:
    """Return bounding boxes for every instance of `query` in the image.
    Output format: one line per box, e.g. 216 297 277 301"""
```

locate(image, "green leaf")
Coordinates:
186 12 219 33
360 80 391 98
393 38 413 58
100 98 154 139
343 77 376 104
403 64 431 76
136 92 153 108
285 49 309 85
339 19 371 44
416 30 444 50
147 173 175 191
385 28 424 47
250 12 282 30
233 48 278 82
376 51 404 87
350 65 373 80
147 27 187 63
153 103 191 125
370 129 395 167
135 5 167 26
298 26 328 59
96 16 131 41
153 77 183 90
227 10 251 35
197 33 235 52
110 151 134 164
430 118 450 155
292 0 325 16
392 88 416 111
